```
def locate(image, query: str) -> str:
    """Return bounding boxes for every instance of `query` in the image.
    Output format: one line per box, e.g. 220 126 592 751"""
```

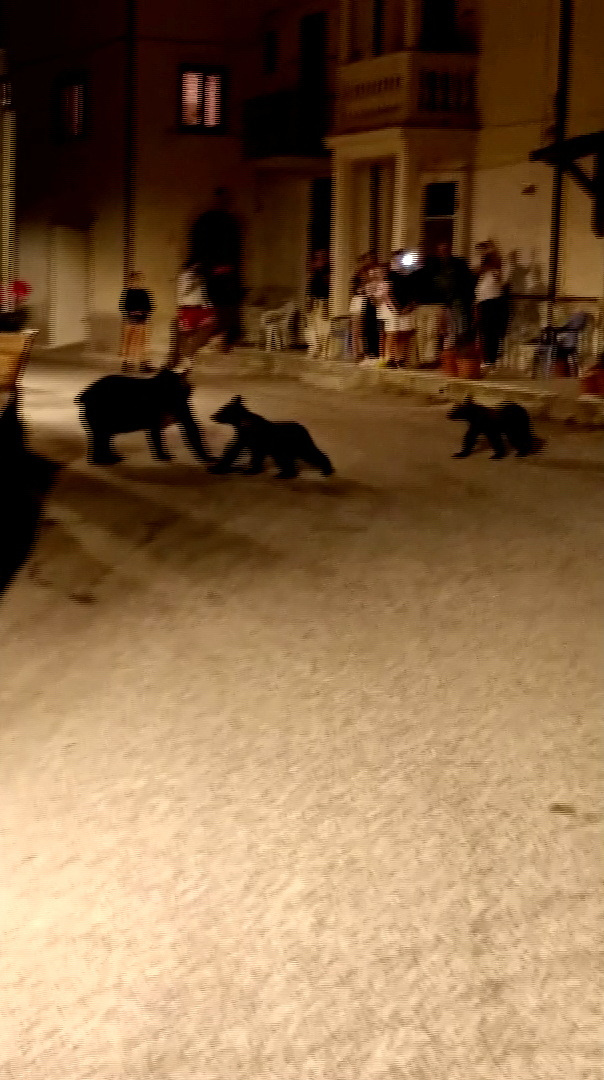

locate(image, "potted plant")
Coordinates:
456 337 483 380
580 357 604 396
440 348 459 376
0 280 31 332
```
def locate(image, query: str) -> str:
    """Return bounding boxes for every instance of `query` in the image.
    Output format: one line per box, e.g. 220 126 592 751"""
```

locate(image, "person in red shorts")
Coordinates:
169 260 216 368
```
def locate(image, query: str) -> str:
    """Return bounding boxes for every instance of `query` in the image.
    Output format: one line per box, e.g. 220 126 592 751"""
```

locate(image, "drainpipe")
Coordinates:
123 0 136 286
547 0 573 325
0 50 16 311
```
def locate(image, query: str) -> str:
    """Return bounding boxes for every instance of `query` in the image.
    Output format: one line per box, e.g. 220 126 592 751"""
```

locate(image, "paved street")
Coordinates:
1 360 603 1080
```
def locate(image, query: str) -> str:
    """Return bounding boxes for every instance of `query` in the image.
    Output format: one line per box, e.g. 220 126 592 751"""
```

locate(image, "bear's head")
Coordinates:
448 395 474 421
211 395 248 427
157 368 192 400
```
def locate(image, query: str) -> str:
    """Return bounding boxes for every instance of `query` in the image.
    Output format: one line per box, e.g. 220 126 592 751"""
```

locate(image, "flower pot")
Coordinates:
0 309 28 333
553 358 571 378
457 356 482 379
580 367 604 396
440 351 459 376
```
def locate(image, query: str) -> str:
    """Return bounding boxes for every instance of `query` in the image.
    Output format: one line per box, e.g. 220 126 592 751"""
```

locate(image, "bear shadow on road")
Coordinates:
26 462 288 601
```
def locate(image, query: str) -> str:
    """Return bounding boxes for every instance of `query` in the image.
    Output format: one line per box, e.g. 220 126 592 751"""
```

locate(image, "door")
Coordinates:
50 226 89 347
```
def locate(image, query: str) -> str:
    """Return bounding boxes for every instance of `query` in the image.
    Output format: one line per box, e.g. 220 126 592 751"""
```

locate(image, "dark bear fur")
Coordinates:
449 397 545 459
76 368 214 465
209 395 334 479
0 396 59 593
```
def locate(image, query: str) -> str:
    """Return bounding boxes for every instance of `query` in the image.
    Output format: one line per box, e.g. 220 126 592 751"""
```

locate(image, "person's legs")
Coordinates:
364 303 379 358
132 324 149 369
120 320 136 369
479 301 500 365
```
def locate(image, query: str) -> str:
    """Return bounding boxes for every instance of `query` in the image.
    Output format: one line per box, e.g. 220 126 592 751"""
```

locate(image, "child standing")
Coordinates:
119 272 154 372
370 264 400 367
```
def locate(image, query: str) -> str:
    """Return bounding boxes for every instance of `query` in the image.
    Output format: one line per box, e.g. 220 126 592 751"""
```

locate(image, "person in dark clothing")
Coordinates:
190 188 244 352
119 272 155 372
415 241 474 346
360 255 380 359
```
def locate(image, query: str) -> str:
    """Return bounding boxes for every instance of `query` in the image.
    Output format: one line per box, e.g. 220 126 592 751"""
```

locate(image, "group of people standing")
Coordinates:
119 188 244 372
345 238 510 369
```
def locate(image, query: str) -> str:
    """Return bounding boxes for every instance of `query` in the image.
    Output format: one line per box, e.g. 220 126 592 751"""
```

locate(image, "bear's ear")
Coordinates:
464 394 474 405
234 395 244 407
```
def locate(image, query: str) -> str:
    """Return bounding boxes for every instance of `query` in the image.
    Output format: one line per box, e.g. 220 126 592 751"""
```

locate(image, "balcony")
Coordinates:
243 90 333 160
334 50 478 135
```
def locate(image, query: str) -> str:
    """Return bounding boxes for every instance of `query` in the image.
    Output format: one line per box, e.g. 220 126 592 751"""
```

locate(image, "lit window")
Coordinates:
180 68 225 129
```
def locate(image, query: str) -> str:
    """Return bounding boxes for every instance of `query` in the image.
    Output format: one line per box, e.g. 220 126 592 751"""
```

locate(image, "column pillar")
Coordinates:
331 154 353 317
391 135 409 252
405 0 423 48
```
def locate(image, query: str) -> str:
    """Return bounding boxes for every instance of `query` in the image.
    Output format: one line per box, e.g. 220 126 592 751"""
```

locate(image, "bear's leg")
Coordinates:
208 436 245 474
274 454 298 479
148 425 173 462
306 444 334 476
91 429 122 465
453 425 479 458
243 447 266 474
487 426 507 459
178 407 215 464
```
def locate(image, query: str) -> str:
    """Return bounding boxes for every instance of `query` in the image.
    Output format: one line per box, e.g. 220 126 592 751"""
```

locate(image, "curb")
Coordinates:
195 350 604 428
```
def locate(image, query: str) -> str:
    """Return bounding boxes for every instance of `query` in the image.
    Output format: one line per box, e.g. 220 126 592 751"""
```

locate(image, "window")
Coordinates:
180 67 225 130
372 0 385 57
422 181 457 257
55 76 88 140
263 29 278 75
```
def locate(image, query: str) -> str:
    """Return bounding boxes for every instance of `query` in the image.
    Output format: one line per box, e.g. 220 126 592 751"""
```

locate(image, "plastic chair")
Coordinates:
261 302 298 351
554 312 587 375
532 313 587 377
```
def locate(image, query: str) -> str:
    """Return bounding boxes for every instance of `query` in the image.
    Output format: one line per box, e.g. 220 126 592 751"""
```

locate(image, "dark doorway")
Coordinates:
309 177 332 256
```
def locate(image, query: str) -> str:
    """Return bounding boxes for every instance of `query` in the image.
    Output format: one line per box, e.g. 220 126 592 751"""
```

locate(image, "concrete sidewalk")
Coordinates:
30 342 604 426
197 347 604 427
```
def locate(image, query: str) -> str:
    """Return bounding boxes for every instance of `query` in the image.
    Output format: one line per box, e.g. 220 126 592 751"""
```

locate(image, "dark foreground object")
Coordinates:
449 397 546 459
209 395 334 479
0 398 58 593
76 369 214 465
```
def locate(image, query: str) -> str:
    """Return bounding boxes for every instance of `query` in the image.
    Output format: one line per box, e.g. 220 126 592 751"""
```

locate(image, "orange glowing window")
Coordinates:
180 68 225 129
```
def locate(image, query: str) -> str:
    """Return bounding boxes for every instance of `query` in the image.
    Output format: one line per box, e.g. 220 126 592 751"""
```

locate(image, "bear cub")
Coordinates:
209 395 334 479
77 368 214 465
449 396 545 459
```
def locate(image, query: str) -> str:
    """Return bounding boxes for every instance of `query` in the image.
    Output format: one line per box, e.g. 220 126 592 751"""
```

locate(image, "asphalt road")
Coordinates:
1 362 603 1080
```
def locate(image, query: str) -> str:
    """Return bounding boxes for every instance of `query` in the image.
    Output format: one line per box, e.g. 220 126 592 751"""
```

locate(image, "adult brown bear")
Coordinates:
76 368 214 465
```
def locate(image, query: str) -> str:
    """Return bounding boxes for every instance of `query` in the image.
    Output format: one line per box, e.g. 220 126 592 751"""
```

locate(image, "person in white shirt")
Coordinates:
474 246 506 365
169 260 216 367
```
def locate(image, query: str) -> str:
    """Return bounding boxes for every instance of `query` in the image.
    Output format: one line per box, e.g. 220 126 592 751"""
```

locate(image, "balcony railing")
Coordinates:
335 50 478 135
243 90 333 160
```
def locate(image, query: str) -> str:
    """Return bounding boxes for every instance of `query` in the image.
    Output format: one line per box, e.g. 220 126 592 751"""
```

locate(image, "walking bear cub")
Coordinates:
209 395 334 479
449 396 545 459
77 368 214 465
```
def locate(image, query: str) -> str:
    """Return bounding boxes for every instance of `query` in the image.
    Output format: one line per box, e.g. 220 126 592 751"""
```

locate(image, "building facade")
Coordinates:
5 0 604 357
